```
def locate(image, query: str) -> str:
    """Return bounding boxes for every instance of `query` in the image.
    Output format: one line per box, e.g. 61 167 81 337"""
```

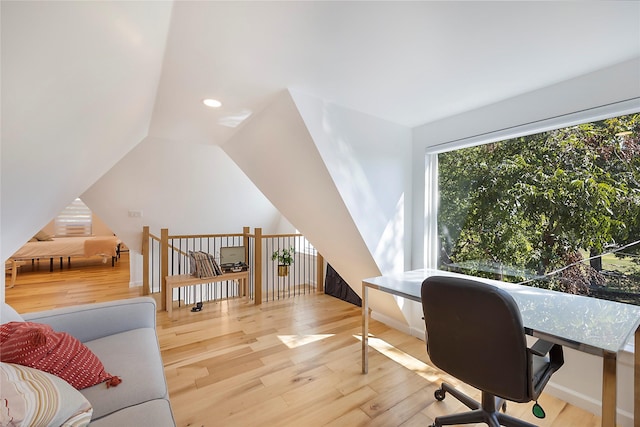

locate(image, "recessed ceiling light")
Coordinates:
203 99 222 108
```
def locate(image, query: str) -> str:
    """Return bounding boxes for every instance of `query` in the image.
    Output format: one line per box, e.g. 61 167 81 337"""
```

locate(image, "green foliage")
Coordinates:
439 114 640 294
272 247 295 266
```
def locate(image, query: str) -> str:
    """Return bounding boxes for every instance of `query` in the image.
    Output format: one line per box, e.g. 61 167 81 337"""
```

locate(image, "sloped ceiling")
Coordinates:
2 0 639 261
222 90 410 322
1 1 173 258
150 1 640 146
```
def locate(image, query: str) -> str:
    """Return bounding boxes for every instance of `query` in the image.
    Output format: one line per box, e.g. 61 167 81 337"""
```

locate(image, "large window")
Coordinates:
437 113 640 305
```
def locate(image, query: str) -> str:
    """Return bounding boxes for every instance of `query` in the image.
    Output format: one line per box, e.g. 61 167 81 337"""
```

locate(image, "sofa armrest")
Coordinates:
22 297 156 343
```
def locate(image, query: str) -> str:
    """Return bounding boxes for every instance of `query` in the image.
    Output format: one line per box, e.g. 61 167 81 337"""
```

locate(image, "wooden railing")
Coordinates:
258 230 325 302
142 226 324 311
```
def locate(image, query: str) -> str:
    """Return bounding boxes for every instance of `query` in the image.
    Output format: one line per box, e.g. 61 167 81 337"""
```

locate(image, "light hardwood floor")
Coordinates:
5 252 600 426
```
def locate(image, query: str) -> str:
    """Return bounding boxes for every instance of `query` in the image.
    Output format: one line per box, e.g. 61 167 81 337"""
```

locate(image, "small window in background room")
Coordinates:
437 113 640 306
55 198 92 237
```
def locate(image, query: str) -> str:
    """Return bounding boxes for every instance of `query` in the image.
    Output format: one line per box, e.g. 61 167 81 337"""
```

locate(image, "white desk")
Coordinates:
362 268 640 427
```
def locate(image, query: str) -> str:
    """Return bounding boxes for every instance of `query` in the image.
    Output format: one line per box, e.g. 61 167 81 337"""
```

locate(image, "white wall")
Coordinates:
81 136 286 285
290 90 413 275
291 90 414 330
82 136 285 250
411 58 640 271
409 58 640 426
0 1 173 263
223 90 411 324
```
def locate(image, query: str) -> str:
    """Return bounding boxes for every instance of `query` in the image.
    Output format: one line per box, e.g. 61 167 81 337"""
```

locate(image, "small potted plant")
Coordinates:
272 247 295 276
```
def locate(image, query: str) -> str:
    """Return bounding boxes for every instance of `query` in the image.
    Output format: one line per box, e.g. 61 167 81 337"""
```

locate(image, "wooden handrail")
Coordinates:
168 233 245 239
167 244 189 257
261 233 303 239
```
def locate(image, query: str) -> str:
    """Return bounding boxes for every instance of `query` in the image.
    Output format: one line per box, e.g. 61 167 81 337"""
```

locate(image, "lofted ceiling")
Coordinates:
150 1 640 145
2 1 639 260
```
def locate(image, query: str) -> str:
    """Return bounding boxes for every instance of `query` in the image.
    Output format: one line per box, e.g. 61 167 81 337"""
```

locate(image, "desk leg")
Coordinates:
635 327 639 426
362 283 369 374
601 351 616 427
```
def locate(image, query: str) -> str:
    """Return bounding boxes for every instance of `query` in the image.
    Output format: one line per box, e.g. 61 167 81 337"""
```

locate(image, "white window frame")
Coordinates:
425 98 640 272
55 198 92 237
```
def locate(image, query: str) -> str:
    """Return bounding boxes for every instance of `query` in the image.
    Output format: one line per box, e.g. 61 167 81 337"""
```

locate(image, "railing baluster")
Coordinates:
144 226 320 309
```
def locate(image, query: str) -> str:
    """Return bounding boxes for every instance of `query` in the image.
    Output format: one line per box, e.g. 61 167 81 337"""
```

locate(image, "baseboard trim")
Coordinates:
371 311 411 335
544 382 633 427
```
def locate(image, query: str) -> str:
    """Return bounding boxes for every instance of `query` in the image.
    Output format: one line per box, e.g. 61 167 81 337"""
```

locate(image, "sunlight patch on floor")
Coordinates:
278 334 335 348
355 334 441 382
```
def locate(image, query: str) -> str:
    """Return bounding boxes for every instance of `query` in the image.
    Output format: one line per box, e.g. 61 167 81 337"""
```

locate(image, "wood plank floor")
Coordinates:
5 252 600 426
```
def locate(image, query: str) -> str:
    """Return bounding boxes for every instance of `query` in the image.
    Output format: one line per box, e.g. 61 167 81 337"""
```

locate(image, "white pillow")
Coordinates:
0 362 93 427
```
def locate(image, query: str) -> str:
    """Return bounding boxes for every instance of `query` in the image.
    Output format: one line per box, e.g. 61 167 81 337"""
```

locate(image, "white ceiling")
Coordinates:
1 0 638 276
149 1 640 146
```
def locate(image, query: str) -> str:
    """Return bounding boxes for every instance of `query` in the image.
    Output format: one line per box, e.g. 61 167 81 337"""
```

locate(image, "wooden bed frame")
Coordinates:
10 236 121 272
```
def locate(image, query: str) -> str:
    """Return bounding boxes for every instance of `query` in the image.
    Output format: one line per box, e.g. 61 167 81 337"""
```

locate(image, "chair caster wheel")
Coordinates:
434 388 446 401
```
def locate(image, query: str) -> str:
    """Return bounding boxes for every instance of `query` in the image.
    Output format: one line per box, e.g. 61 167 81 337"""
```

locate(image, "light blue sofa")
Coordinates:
1 297 176 426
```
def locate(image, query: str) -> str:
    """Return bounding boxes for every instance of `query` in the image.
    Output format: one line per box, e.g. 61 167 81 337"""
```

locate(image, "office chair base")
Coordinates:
431 383 538 427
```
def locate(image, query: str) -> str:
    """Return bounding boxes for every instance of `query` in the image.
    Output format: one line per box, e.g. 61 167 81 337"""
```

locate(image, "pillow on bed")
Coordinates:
1 362 93 427
0 321 121 390
33 231 53 241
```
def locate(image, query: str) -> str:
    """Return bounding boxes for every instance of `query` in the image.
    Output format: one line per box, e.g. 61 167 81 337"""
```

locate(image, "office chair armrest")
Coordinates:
530 339 555 357
528 339 564 399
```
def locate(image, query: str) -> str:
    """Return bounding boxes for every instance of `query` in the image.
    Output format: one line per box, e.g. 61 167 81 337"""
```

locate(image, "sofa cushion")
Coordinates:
1 303 24 324
81 328 168 421
0 362 93 427
88 399 175 427
0 321 120 390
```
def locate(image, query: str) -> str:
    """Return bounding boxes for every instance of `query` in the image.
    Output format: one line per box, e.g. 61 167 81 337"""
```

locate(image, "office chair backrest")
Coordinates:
422 276 530 402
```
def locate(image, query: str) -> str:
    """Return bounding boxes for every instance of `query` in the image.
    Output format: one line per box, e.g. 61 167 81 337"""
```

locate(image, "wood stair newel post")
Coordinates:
161 228 169 312
254 227 262 305
243 226 250 297
316 252 324 294
142 226 150 296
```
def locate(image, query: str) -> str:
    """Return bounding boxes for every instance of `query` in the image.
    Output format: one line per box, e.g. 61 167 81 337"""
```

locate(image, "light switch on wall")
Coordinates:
128 210 143 218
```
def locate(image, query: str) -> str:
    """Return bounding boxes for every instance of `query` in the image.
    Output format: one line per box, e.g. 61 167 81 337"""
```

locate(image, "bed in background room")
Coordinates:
10 235 121 272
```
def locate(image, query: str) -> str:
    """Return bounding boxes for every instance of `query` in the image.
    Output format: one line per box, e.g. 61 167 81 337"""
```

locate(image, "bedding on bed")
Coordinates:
11 236 119 260
83 237 118 258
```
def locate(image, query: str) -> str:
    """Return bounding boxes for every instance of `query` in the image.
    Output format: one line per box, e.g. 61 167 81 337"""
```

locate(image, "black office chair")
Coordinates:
421 276 564 427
